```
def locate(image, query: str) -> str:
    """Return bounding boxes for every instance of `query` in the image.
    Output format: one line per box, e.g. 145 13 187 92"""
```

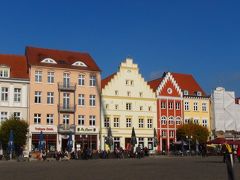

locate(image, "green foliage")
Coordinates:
0 116 28 150
176 122 209 144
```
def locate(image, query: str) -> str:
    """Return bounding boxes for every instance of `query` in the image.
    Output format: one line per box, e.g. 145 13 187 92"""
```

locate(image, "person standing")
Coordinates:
237 145 240 163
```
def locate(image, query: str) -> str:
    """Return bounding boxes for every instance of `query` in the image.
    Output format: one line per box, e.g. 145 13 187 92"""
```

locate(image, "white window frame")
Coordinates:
90 75 96 87
104 117 110 127
46 114 54 125
47 92 54 104
47 72 54 84
0 69 9 78
34 113 41 124
126 118 132 128
202 103 207 112
63 114 70 125
147 119 153 128
113 117 119 128
78 74 85 86
14 88 21 102
78 94 85 106
161 116 167 125
202 119 208 127
89 95 96 107
126 103 132 110
169 116 174 125
161 101 166 109
13 112 21 119
193 102 198 111
176 102 180 110
1 87 8 101
35 70 42 83
184 102 189 111
34 91 42 104
139 118 144 128
78 115 85 126
89 115 96 126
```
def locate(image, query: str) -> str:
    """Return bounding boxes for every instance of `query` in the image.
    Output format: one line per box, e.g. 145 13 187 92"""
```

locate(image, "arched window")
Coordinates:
41 58 57 64
168 116 174 125
176 117 181 125
161 116 167 125
72 61 87 67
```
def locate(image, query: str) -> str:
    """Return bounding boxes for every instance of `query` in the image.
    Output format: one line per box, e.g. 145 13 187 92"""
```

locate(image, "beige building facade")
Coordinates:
101 58 157 151
27 47 101 152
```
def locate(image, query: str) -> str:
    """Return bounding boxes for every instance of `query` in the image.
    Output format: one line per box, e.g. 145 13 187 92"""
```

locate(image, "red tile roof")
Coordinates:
148 78 163 92
101 73 117 89
171 72 206 96
0 54 29 79
25 46 101 72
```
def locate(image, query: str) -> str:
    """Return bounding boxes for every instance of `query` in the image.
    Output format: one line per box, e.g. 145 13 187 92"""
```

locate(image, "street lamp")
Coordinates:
186 135 192 155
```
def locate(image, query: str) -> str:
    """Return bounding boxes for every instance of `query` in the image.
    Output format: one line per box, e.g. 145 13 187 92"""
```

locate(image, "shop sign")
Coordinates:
58 124 75 134
76 126 99 134
30 125 57 133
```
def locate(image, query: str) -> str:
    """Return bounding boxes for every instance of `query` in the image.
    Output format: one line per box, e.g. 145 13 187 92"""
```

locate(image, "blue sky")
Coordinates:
0 0 239 96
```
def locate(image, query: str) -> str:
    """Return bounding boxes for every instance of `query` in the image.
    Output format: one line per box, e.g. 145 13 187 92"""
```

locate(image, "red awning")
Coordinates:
207 138 240 145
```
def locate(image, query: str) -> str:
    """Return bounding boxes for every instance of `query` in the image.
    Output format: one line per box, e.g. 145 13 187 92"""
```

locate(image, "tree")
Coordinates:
0 116 28 154
176 122 209 144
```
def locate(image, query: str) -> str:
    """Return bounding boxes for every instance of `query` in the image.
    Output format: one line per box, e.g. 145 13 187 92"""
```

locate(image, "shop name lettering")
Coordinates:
78 128 95 132
35 127 54 131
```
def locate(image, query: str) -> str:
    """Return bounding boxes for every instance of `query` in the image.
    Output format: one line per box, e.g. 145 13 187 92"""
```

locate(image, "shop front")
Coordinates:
75 126 99 151
29 125 57 152
58 124 75 152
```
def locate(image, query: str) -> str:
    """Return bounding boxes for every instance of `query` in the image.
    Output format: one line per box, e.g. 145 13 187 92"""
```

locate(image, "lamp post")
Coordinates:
186 135 192 156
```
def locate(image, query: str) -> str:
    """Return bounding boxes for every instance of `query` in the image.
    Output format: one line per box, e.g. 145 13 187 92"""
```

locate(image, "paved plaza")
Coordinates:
0 156 239 180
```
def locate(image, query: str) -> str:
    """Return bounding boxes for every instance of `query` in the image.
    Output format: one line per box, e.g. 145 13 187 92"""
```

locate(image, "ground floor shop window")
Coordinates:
75 135 97 151
113 137 120 149
138 137 144 149
148 138 153 150
32 134 57 152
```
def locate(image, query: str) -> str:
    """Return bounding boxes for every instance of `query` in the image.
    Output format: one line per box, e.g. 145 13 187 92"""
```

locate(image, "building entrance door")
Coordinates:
125 138 131 150
62 138 68 151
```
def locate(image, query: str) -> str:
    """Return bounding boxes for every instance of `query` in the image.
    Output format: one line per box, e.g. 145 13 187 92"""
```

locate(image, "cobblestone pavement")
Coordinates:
0 156 239 180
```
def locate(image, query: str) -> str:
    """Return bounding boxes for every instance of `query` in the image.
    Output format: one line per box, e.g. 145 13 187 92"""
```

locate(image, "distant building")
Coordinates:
101 58 157 151
26 46 101 152
211 87 240 138
0 55 29 123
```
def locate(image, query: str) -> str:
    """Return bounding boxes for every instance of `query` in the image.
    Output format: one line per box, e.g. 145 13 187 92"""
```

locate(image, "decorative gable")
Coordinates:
41 58 57 64
72 61 87 67
156 72 182 97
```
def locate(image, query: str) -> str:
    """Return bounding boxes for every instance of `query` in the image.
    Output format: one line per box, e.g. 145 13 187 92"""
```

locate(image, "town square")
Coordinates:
0 0 240 180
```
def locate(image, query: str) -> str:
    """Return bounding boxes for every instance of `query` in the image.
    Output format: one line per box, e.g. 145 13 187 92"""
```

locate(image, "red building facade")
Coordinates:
148 72 183 152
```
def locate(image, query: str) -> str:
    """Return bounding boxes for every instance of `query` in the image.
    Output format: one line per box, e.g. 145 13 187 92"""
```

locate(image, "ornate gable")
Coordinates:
156 72 182 97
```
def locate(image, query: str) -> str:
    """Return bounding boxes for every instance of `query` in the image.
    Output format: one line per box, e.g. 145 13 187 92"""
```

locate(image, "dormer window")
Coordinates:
41 58 57 64
196 91 202 96
72 61 87 67
0 68 9 78
183 90 189 95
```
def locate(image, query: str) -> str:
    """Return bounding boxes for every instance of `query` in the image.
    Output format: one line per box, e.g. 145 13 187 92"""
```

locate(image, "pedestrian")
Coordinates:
224 143 235 180
237 146 240 163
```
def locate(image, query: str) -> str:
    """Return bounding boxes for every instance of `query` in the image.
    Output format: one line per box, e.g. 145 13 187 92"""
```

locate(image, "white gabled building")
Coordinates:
0 55 29 123
101 58 157 151
211 87 240 138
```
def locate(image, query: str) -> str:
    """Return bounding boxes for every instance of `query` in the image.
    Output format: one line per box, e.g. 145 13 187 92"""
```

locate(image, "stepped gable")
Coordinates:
0 54 29 79
101 73 117 89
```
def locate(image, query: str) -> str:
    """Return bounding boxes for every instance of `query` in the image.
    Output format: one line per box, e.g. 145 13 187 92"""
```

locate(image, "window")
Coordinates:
193 119 199 124
1 87 8 101
184 102 189 111
47 72 54 83
138 137 144 149
34 114 41 124
147 119 153 128
148 138 153 150
140 106 143 111
63 115 70 125
162 130 166 137
90 75 96 86
139 119 144 128
176 102 180 110
139 92 143 97
114 117 119 127
35 70 42 82
169 116 174 125
130 80 134 86
168 102 173 109
34 91 42 103
89 115 96 126
169 131 175 138
41 58 57 64
46 114 54 124
115 91 118 96
47 92 54 104
161 102 166 109
197 91 202 96
148 106 152 111
13 112 21 119
126 118 132 128
14 88 21 102
193 102 198 111
78 94 85 106
126 103 132 110
161 116 167 125
0 69 9 78
176 117 181 125
127 91 131 97
202 103 207 112
0 112 8 122
63 73 70 87
105 104 109 109
115 105 119 110
183 90 189 95
89 95 96 106
104 117 110 127
202 119 208 127
78 74 85 86
72 61 87 67
184 118 190 124
125 80 129 85
78 115 85 125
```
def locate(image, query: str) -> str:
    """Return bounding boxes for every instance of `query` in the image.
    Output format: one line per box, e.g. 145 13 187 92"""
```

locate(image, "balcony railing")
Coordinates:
58 83 76 91
58 124 76 134
58 104 76 113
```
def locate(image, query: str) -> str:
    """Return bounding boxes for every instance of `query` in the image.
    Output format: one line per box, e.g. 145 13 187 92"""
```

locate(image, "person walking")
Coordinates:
224 143 235 180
